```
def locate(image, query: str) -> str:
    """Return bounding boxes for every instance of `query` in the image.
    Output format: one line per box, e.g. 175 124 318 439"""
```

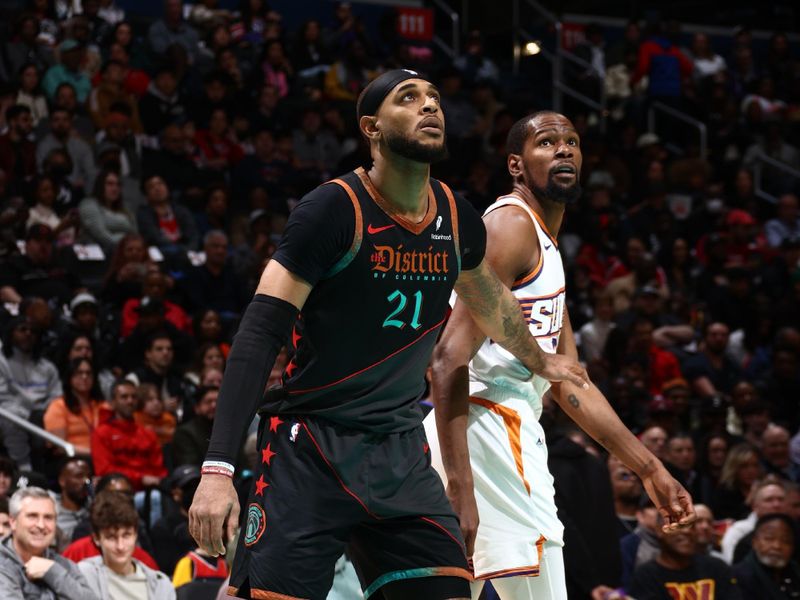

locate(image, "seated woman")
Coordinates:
183 342 225 390
78 168 137 254
192 308 230 357
100 233 153 307
26 174 78 246
56 331 116 401
712 443 764 520
43 358 108 456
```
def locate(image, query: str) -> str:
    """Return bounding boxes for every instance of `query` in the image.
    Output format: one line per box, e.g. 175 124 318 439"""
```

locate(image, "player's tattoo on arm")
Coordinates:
502 315 516 339
458 263 545 373
457 263 503 319
567 393 579 409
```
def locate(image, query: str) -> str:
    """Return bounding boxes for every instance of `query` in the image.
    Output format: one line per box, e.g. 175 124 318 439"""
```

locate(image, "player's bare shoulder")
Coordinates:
483 200 540 284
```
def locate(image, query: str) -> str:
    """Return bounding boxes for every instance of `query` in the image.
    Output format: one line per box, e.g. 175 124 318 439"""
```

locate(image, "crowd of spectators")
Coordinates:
0 0 797 598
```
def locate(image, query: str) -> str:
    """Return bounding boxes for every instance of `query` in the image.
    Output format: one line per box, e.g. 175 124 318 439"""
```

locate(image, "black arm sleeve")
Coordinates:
270 183 355 287
204 294 298 465
454 192 487 271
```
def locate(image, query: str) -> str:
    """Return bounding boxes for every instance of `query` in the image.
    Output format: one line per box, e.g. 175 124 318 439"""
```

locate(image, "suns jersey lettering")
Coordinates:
468 195 565 408
519 289 566 339
664 579 716 600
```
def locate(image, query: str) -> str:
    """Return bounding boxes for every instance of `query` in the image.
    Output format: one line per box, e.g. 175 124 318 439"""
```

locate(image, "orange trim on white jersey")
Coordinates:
468 396 530 495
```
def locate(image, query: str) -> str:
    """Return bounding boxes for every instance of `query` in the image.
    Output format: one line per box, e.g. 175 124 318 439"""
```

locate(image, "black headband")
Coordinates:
357 69 427 121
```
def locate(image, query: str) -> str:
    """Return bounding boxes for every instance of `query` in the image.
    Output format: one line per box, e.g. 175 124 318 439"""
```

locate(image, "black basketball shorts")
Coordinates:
227 413 472 599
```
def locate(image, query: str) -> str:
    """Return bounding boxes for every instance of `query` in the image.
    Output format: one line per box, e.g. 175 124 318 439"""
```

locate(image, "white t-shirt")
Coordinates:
105 562 149 600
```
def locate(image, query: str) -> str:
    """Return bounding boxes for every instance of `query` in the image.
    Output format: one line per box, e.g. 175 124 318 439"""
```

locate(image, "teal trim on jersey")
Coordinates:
363 567 446 598
322 239 361 279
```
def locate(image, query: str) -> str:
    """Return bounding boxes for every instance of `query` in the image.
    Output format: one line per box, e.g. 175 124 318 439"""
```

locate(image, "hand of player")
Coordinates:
591 585 631 600
24 557 55 580
641 466 696 532
188 473 240 557
446 480 479 557
536 354 590 390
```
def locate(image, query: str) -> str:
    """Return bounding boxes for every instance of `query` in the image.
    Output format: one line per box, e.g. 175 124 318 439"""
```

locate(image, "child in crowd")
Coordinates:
134 383 177 447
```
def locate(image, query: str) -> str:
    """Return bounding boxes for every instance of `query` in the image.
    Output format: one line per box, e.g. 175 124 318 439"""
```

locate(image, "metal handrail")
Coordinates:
430 0 459 58
647 101 708 160
752 150 800 204
0 406 76 457
511 0 606 129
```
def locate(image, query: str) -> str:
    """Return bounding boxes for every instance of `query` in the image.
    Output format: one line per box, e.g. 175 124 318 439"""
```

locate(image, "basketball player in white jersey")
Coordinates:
423 112 695 599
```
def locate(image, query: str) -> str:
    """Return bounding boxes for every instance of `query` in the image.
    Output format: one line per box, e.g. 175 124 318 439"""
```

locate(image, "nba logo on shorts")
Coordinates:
289 422 300 442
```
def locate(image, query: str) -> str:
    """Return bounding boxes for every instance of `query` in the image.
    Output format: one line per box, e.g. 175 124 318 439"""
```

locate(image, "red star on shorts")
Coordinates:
261 443 276 466
269 416 284 433
255 474 269 496
284 359 297 378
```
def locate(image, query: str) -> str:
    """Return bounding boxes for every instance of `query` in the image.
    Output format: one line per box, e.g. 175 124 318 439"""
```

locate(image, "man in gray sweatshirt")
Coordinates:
0 487 98 599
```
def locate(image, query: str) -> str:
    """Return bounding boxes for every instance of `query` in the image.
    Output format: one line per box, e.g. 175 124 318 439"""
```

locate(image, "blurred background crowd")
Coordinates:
0 0 797 598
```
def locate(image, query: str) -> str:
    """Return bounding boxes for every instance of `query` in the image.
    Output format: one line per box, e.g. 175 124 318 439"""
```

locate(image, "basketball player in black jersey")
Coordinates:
188 70 589 600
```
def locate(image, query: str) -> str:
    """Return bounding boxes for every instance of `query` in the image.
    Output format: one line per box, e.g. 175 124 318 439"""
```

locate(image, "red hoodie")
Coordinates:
62 536 159 570
91 410 167 490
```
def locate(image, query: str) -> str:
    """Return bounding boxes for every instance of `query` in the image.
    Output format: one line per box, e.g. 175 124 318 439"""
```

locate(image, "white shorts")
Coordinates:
471 542 566 600
423 381 565 583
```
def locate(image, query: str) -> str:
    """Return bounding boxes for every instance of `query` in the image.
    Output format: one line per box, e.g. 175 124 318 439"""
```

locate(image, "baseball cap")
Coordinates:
248 208 270 226
136 296 165 315
69 292 98 313
25 223 54 242
636 132 660 148
169 464 201 489
725 209 756 227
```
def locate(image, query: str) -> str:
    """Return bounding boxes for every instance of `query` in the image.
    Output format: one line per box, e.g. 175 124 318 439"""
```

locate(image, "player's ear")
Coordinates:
359 115 380 141
508 153 523 178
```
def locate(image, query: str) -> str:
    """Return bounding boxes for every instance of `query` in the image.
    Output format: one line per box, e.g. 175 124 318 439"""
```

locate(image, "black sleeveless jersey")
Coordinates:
266 167 484 432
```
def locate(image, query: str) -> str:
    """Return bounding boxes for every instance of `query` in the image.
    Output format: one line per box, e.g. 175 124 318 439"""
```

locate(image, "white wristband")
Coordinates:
201 460 235 477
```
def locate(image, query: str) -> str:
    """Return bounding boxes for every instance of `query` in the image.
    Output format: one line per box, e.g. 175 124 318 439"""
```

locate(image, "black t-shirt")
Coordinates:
682 352 742 395
264 167 485 432
628 555 742 600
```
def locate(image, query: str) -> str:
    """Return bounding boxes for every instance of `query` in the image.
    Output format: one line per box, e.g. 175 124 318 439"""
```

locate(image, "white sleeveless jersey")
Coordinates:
425 195 568 573
469 195 566 411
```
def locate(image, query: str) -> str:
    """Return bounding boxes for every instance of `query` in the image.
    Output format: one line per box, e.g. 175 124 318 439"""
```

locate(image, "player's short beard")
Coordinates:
384 128 449 164
531 171 582 205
